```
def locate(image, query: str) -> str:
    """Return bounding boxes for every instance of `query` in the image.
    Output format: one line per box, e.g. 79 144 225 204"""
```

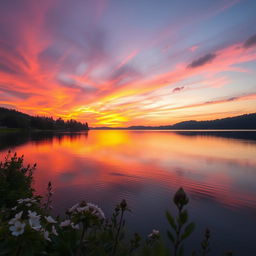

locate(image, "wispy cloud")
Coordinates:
172 86 184 93
243 34 256 48
188 53 216 68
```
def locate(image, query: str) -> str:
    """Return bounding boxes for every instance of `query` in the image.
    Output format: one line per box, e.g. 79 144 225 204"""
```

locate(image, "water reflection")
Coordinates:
0 130 256 255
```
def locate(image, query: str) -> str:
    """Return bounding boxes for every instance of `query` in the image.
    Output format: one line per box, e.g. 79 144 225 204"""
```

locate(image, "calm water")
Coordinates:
1 130 256 255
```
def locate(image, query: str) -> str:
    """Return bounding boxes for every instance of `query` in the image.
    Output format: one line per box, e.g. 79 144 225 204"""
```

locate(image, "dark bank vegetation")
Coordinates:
0 107 89 131
0 151 234 256
129 113 256 130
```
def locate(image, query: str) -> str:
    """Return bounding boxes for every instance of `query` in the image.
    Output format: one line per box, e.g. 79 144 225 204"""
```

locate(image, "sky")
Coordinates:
0 0 256 127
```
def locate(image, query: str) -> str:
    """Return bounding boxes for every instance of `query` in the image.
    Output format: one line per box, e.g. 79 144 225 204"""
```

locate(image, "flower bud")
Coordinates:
120 199 127 210
173 187 189 210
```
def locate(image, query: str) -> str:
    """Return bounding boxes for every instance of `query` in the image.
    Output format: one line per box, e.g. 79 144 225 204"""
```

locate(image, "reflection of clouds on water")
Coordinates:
107 179 143 195
108 172 138 179
59 171 77 183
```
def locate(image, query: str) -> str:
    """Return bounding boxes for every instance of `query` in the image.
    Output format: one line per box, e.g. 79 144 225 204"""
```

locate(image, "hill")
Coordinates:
0 107 89 131
128 113 256 130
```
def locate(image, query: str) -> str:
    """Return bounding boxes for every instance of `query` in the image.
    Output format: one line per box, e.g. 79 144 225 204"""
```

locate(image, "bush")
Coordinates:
0 151 36 208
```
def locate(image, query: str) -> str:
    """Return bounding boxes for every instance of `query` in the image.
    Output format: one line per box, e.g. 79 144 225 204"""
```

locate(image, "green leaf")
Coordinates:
167 230 175 243
179 210 188 225
165 211 177 231
181 222 195 240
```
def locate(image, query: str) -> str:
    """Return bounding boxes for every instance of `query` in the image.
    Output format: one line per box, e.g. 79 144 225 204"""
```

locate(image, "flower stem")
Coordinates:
76 221 87 256
111 209 124 256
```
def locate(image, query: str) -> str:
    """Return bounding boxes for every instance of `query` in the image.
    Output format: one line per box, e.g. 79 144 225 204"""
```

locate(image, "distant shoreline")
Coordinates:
1 127 256 133
0 128 89 133
90 128 256 131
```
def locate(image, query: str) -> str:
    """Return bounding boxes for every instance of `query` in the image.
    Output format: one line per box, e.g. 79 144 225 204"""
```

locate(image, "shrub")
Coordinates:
0 151 36 208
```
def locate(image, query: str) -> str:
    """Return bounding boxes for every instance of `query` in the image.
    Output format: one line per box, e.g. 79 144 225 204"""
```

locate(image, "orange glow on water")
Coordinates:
4 130 255 210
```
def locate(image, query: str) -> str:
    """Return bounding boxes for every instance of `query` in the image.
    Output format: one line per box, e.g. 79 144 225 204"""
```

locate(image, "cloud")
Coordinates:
0 85 37 99
58 74 97 93
189 45 199 52
0 63 19 75
109 65 141 87
172 86 184 93
160 93 256 112
243 34 256 48
188 53 216 68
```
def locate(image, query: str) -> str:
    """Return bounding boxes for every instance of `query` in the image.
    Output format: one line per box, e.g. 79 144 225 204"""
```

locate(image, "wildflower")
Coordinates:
9 211 23 225
71 223 80 230
60 219 71 227
28 210 40 218
9 221 25 236
28 211 41 231
17 198 37 204
26 203 32 207
11 206 17 211
52 225 58 236
148 229 160 239
45 216 57 224
86 203 105 219
120 199 127 210
29 218 41 231
173 187 189 210
43 230 51 241
76 206 87 213
69 203 79 212
17 199 24 204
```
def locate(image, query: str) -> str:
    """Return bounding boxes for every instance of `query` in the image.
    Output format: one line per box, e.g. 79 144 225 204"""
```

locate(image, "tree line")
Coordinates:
0 107 89 131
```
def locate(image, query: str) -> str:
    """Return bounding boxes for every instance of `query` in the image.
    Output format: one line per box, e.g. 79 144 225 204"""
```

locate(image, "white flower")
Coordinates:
86 203 105 219
8 211 23 225
60 219 71 227
28 211 41 231
28 210 40 218
12 206 17 211
69 203 79 212
45 216 57 224
71 223 80 230
26 203 32 207
17 198 29 204
148 229 160 238
52 225 58 236
17 198 37 205
76 206 87 213
9 221 25 236
29 218 41 231
43 230 51 241
17 199 24 204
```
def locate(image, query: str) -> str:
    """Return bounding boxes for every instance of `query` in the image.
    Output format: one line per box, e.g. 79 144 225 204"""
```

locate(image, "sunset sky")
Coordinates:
0 0 256 127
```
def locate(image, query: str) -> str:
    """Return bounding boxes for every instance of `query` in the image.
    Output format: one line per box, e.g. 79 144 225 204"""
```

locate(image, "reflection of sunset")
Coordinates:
1 1 256 126
7 131 256 210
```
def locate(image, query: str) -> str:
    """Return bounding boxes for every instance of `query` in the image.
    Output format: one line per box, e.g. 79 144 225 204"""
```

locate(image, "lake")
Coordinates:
1 130 256 255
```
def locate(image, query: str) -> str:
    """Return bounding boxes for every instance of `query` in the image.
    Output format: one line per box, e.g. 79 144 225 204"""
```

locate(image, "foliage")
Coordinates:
165 188 195 256
0 107 89 131
0 151 36 208
0 152 234 256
